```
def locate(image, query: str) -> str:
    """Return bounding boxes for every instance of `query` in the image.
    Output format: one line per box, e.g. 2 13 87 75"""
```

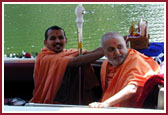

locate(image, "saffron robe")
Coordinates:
30 47 99 104
101 49 160 107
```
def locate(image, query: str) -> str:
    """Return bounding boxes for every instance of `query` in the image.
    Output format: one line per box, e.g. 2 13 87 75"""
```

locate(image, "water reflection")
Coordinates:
83 4 164 50
4 3 165 53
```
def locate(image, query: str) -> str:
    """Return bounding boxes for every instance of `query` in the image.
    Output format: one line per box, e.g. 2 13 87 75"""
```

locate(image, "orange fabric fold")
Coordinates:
100 49 160 107
30 47 79 103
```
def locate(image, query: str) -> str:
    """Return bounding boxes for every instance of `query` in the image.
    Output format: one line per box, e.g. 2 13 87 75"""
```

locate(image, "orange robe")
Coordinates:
30 47 99 104
100 49 160 107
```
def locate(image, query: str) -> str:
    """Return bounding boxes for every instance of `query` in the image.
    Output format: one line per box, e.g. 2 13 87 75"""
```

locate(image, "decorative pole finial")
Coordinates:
75 4 85 53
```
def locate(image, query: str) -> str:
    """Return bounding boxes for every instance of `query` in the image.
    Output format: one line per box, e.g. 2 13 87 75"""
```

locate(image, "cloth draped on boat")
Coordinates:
30 47 99 104
136 74 164 108
100 49 160 107
137 42 164 64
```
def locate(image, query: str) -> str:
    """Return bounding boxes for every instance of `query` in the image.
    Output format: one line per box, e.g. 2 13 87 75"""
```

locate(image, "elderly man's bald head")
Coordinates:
101 32 126 48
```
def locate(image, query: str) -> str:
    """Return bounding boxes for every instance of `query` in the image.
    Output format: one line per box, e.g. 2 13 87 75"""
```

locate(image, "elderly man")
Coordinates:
30 25 104 104
89 31 160 108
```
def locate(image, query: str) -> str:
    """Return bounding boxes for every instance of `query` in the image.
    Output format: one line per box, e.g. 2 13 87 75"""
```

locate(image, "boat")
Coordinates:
3 41 165 112
3 19 165 112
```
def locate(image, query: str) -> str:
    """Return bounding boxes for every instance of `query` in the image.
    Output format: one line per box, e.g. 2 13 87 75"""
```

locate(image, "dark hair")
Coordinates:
44 25 66 40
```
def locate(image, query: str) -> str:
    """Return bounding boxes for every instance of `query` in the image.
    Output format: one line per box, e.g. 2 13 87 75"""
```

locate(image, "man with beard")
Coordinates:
89 31 160 108
30 25 104 104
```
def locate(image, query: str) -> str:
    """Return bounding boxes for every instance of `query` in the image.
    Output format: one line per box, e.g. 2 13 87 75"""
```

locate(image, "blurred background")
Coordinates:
4 3 165 56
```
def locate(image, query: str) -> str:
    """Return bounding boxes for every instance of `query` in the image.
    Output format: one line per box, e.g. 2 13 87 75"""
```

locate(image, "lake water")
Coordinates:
4 3 165 54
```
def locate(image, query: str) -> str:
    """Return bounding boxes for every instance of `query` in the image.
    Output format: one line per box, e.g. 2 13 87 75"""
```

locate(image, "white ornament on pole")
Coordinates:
75 4 85 28
75 4 85 50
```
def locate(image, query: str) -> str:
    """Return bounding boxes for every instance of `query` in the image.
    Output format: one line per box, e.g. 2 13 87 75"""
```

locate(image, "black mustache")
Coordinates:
54 43 62 47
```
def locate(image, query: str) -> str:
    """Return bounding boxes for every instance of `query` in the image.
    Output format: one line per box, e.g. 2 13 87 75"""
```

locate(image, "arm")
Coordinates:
68 47 104 67
89 84 138 108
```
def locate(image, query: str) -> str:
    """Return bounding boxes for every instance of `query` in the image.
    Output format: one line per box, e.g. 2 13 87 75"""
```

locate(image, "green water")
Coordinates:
4 3 165 55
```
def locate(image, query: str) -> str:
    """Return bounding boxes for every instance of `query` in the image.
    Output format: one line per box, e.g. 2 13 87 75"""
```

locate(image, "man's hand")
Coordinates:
88 102 110 108
88 84 138 108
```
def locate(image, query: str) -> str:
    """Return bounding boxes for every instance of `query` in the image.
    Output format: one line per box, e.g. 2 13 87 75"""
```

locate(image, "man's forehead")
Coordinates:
107 37 124 44
111 39 118 45
48 29 64 35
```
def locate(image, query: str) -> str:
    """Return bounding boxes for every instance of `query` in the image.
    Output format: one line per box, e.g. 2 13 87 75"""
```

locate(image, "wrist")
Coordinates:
103 101 111 107
98 47 104 56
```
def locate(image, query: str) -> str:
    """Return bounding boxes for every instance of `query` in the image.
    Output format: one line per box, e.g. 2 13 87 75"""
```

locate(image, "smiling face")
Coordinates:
102 32 128 67
44 29 67 53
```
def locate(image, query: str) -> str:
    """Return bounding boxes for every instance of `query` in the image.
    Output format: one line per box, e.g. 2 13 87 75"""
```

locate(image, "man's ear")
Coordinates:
44 40 47 46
